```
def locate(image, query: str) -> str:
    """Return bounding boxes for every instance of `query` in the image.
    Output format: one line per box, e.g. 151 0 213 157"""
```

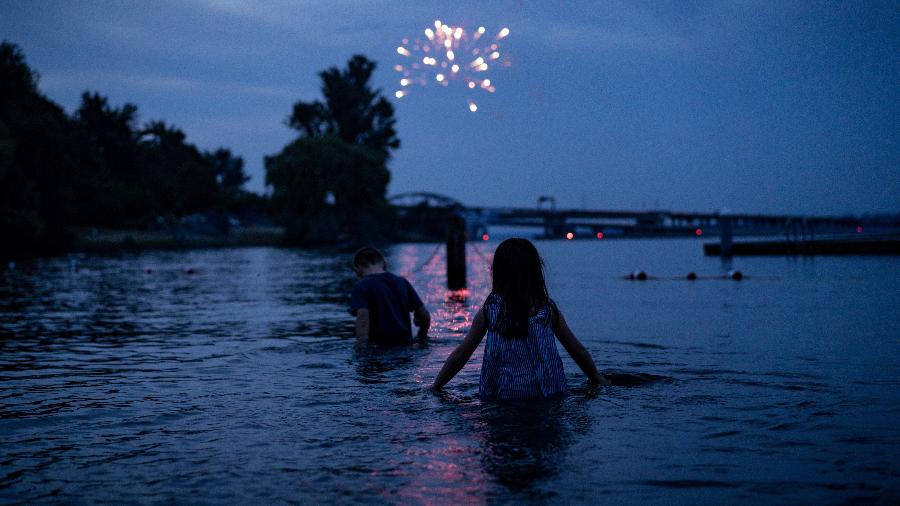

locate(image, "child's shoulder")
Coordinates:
483 292 557 308
484 292 502 306
360 271 414 291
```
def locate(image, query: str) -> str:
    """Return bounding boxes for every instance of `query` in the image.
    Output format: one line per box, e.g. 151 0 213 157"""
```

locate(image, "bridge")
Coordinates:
389 192 899 241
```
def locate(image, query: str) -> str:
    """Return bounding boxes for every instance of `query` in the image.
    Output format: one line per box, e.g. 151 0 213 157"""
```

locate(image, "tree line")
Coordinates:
2 41 414 256
0 41 254 255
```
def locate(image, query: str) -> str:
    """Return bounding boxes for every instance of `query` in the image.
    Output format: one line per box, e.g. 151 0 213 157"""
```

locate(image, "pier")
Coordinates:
704 234 900 256
389 192 900 242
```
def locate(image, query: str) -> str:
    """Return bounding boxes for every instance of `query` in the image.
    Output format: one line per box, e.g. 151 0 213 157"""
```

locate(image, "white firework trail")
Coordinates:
394 20 511 112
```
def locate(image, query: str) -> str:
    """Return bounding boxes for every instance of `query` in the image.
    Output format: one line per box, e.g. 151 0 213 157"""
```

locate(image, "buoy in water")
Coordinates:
628 271 648 281
144 267 153 274
686 272 697 280
184 267 195 275
728 270 743 281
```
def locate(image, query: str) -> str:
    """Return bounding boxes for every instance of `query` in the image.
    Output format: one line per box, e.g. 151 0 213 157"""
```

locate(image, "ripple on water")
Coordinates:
1 245 899 504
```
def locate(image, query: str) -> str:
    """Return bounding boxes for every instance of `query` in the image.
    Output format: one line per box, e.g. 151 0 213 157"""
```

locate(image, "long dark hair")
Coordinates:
491 238 551 338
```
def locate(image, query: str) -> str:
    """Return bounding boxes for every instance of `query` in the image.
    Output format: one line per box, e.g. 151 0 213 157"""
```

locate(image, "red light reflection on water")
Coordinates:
384 441 489 505
448 288 469 303
393 242 492 350
387 243 495 501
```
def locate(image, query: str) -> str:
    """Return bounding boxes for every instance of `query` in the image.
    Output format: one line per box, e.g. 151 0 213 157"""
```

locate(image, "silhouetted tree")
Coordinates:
1 41 254 255
205 147 249 198
287 55 400 156
268 55 398 245
139 120 219 216
266 136 389 244
73 92 152 225
1 41 86 253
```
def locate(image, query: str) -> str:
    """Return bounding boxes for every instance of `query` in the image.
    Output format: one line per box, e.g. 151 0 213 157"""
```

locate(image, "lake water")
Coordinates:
1 239 899 504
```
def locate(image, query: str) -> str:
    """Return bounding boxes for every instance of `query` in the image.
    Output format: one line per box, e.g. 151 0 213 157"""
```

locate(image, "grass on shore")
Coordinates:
72 226 286 252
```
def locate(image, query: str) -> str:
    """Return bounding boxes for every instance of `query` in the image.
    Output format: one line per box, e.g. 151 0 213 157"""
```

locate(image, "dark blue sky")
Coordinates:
2 1 897 214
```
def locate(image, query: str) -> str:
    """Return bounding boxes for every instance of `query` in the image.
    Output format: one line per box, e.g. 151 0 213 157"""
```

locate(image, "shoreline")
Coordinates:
71 226 286 254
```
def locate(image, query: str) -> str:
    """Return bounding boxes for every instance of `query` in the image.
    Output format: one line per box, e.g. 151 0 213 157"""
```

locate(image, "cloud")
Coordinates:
39 70 306 99
190 0 411 47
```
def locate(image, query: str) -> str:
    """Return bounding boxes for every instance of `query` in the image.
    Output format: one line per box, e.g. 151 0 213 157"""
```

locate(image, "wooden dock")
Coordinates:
704 235 900 256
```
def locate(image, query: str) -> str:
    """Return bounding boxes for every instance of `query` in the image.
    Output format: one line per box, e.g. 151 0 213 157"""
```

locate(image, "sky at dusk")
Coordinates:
1 0 897 215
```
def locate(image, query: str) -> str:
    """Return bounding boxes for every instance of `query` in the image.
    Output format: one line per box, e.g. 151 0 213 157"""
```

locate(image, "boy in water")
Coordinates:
349 247 430 344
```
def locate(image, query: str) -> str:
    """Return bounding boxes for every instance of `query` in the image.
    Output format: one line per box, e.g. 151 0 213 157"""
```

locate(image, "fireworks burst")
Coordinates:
394 20 511 112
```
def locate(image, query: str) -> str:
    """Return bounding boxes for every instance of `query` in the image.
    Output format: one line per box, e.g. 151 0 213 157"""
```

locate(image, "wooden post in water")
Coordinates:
719 213 733 257
447 215 467 290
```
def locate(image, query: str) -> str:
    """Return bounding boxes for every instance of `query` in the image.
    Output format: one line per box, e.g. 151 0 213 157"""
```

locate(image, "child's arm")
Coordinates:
355 309 370 343
407 281 430 339
432 307 488 389
413 306 431 339
554 307 610 386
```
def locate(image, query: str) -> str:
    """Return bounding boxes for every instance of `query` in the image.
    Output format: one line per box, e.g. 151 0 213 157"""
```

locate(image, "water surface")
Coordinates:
2 240 899 503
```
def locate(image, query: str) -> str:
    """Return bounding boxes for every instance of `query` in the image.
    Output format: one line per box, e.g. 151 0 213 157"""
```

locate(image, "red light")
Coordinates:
565 232 574 240
481 233 489 241
695 228 703 236
596 232 604 239
857 226 862 233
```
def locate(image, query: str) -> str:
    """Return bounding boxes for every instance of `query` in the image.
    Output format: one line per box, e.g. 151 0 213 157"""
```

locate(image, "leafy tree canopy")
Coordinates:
1 41 253 254
268 55 399 245
287 55 399 156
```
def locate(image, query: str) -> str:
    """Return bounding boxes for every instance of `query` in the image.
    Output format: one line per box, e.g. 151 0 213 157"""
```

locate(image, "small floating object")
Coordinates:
686 271 697 280
144 267 153 274
183 267 196 275
728 269 743 281
628 271 648 281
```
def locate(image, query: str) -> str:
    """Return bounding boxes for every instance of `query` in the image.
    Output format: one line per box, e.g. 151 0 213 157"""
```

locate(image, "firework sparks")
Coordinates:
394 21 511 112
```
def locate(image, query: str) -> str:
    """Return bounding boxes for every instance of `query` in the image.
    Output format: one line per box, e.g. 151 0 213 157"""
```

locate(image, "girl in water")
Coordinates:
432 238 609 399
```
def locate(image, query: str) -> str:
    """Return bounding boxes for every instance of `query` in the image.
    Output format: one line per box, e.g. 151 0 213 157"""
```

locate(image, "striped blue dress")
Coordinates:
479 293 569 401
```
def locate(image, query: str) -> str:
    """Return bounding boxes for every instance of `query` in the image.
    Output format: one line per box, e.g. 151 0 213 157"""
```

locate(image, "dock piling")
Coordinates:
447 215 467 290
719 213 733 257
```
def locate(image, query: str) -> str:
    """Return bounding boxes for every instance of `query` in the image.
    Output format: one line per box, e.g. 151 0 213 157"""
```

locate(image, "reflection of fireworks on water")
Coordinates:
394 20 511 112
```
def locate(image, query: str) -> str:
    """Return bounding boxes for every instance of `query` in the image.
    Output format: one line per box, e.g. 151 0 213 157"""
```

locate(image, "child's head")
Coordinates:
491 238 550 338
352 246 387 276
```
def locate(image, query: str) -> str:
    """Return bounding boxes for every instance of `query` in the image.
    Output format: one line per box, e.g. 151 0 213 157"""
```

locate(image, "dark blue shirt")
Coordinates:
349 272 424 344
